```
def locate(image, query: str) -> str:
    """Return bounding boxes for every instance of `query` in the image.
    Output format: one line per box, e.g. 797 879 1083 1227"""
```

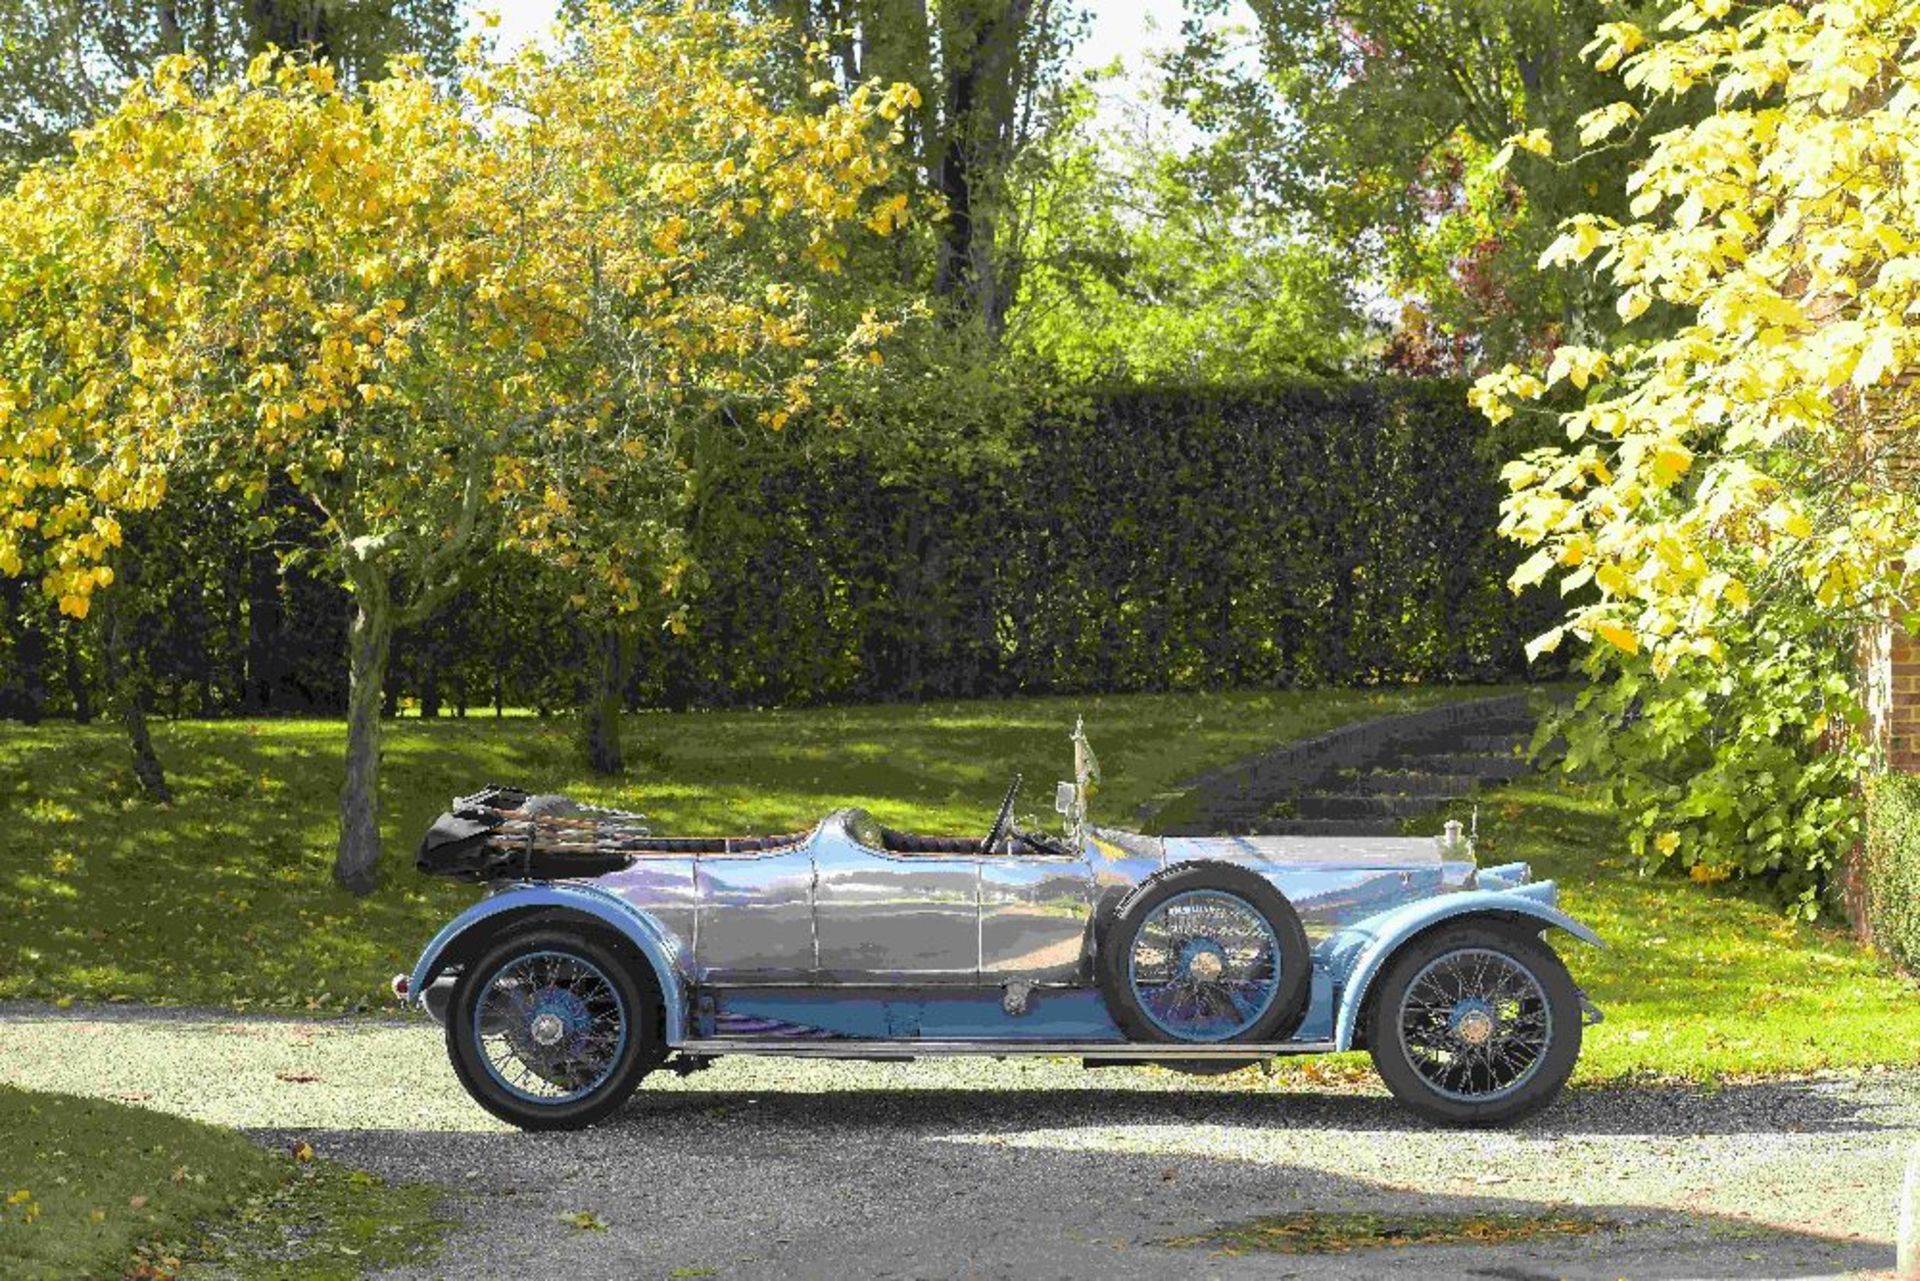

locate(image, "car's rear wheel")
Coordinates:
1097 863 1312 1052
446 928 657 1130
1366 923 1580 1126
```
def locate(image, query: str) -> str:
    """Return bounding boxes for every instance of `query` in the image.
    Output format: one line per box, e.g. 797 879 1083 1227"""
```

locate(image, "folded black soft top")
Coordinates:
416 786 648 883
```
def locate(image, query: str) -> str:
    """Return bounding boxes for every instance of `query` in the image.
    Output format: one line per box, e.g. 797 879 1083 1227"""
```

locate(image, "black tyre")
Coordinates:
1097 862 1312 1048
446 927 658 1131
1366 922 1581 1126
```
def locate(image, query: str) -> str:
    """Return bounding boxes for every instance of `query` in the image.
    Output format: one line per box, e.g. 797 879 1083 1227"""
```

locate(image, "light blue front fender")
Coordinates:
407 883 689 1046
1326 883 1602 1050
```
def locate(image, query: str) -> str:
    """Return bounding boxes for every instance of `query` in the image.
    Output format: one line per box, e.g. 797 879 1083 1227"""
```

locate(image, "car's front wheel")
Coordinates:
446 927 657 1131
1366 923 1580 1126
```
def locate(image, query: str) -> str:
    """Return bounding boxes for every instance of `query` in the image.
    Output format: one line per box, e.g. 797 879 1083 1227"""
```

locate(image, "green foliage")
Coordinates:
1864 772 1920 974
0 1086 446 1279
1 377 1552 717
1009 77 1369 381
1471 0 1920 922
1168 0 1686 364
1548 606 1865 917
0 0 461 171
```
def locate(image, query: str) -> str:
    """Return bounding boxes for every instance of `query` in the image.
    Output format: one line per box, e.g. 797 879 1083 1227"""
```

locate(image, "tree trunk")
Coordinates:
579 623 629 775
244 540 282 712
931 0 1032 336
119 683 171 803
12 586 47 725
102 591 171 803
334 573 393 895
62 628 93 723
419 647 441 718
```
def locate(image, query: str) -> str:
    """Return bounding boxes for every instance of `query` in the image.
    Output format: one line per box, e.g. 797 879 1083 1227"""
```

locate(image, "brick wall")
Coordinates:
1863 617 1920 773
1891 627 1920 773
1854 618 1919 942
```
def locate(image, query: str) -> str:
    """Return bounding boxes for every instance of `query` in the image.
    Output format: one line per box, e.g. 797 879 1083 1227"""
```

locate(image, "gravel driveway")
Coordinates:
0 1004 1905 1279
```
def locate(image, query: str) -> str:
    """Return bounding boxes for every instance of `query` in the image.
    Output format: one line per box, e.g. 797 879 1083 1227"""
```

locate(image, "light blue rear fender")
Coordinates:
1325 884 1602 1051
407 884 689 1046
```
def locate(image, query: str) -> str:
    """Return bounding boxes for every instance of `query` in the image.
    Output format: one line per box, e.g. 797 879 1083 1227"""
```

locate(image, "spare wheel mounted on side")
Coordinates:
1096 862 1313 1055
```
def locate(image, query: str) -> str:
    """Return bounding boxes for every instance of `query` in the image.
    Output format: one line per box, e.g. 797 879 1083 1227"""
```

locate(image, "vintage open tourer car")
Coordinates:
396 722 1601 1130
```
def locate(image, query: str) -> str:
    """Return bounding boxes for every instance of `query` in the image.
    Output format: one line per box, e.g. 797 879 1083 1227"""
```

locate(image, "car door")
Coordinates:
811 813 980 984
693 841 819 982
978 848 1096 984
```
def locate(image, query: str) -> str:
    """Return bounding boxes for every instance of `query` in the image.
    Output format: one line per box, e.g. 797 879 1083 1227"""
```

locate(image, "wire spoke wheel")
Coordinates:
1127 889 1282 1042
1396 946 1552 1103
472 949 629 1104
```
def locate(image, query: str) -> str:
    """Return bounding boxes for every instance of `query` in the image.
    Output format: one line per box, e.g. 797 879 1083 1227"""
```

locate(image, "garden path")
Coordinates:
0 1003 1903 1280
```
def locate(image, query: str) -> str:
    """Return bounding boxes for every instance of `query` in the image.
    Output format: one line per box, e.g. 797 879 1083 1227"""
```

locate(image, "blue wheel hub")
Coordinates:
1447 997 1498 1047
526 985 592 1053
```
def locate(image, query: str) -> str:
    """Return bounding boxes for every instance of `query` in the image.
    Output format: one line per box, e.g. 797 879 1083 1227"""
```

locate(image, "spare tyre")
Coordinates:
1097 862 1312 1048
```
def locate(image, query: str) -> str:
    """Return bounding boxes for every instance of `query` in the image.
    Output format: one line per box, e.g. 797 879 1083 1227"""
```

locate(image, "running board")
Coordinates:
673 1037 1340 1059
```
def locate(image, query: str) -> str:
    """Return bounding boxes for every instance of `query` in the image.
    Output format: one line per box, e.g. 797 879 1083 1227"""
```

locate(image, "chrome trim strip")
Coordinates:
675 1037 1339 1058
809 847 820 972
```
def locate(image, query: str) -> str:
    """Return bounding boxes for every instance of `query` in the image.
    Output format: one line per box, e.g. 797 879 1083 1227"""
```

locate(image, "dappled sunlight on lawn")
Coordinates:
0 688 1497 1012
6 688 1914 1082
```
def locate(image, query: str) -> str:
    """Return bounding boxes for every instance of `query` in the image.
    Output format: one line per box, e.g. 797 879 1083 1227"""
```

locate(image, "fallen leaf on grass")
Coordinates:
128 1195 148 1209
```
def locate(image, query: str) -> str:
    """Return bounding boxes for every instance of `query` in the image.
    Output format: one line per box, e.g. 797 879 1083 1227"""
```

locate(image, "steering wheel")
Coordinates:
981 773 1022 854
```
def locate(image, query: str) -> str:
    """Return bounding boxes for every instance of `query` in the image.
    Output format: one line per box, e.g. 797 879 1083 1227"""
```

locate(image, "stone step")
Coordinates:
1458 733 1530 755
1286 793 1447 821
1401 753 1532 781
1340 771 1482 797
1251 817 1406 837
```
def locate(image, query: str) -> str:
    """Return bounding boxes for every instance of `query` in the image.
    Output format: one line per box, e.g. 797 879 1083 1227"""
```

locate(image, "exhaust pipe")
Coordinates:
391 972 458 1024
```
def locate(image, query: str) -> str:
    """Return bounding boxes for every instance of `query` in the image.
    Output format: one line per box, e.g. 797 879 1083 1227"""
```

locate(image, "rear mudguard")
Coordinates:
406 883 690 1046
1324 883 1602 1050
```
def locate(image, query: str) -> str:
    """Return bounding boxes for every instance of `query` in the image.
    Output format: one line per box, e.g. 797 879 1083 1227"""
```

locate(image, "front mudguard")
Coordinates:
405 882 691 1046
1324 883 1601 1051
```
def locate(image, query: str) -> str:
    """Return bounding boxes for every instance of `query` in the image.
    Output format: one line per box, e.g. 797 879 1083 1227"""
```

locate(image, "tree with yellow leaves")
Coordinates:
1471 0 1920 911
0 3 920 891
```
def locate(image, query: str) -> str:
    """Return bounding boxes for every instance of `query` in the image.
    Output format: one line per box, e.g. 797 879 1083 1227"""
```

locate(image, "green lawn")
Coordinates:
2 685 1915 1082
0 1087 445 1280
1410 778 1920 1082
0 686 1496 1012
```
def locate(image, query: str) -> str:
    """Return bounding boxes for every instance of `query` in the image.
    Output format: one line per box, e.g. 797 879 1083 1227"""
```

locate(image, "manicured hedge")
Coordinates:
0 377 1561 718
1864 771 1920 971
632 378 1561 705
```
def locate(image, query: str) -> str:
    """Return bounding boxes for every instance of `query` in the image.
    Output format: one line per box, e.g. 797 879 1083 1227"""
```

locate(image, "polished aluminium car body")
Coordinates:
402 724 1601 1098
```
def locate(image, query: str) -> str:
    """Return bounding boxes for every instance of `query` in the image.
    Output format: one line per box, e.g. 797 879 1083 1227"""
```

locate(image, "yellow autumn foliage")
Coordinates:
0 1 918 618
1473 0 1920 672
